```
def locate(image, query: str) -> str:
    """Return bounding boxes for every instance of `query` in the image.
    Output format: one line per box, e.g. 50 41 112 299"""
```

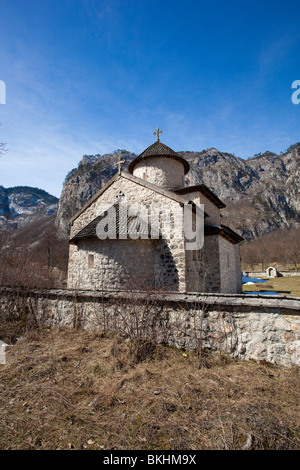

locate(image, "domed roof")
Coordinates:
128 141 190 174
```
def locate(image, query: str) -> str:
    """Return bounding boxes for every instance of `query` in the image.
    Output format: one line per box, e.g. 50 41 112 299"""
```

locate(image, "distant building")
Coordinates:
67 132 243 293
266 266 278 278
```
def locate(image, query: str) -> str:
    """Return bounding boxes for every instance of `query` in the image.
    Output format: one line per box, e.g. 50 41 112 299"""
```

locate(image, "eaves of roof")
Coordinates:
175 184 226 209
128 141 190 174
204 224 244 244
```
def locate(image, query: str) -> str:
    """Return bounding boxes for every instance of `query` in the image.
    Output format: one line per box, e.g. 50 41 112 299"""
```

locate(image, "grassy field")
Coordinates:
0 328 299 450
242 276 300 297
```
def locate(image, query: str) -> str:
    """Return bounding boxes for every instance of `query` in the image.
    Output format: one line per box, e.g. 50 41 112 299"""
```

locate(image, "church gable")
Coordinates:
69 173 186 240
70 202 152 244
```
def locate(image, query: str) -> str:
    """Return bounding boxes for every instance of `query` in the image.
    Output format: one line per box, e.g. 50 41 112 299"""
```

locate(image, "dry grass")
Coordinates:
0 328 299 450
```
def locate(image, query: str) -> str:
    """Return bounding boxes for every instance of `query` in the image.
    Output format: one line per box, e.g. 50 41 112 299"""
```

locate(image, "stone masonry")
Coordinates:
1 287 299 367
67 139 243 294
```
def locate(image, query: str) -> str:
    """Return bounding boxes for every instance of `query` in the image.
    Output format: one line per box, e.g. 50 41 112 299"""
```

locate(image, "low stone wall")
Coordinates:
0 287 299 367
276 271 300 278
245 271 267 278
246 271 300 278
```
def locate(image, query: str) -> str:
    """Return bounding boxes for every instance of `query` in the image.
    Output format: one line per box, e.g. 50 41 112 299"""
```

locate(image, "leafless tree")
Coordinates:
241 227 300 270
0 123 7 157
0 141 6 157
0 215 69 289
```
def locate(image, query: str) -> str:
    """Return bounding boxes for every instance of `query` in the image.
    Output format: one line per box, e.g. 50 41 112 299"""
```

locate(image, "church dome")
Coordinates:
128 141 190 175
129 134 190 190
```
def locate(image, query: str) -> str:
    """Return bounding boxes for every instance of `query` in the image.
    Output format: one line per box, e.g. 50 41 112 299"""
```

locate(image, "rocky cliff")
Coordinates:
0 186 59 230
56 144 300 240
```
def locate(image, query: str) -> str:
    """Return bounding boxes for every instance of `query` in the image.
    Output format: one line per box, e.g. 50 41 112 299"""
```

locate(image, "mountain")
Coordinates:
179 144 300 238
55 144 300 240
0 186 59 230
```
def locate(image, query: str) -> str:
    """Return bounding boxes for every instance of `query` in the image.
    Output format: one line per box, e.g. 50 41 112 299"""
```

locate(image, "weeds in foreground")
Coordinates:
0 328 299 450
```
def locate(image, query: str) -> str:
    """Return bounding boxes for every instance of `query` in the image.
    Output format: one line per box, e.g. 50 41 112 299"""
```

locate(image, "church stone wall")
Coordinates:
201 197 221 226
202 235 221 293
184 191 221 226
68 177 187 292
219 237 242 294
185 249 205 292
183 236 242 295
68 238 181 291
68 239 155 290
234 244 243 293
133 157 185 190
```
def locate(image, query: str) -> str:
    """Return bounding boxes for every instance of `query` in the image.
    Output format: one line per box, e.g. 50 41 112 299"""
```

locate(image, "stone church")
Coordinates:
67 131 243 293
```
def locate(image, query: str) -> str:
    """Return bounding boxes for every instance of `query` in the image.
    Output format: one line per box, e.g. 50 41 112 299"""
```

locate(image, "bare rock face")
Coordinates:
56 144 300 240
180 144 300 239
0 186 58 230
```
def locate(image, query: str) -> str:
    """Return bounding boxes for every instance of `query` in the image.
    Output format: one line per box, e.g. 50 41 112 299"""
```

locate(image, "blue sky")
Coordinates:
0 0 300 197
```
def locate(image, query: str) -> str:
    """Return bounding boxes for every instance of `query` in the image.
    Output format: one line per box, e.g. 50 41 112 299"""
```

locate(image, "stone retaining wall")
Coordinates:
246 271 300 278
0 287 299 367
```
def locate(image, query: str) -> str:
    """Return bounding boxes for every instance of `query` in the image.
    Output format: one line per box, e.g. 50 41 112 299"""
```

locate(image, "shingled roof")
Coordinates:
204 224 244 244
70 203 154 244
175 184 226 209
128 141 190 174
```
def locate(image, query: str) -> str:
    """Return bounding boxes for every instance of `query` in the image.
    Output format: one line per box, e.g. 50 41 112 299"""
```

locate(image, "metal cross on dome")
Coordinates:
153 127 163 142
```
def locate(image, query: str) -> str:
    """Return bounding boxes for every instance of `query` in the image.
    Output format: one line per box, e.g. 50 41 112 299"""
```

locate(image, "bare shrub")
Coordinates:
0 215 68 289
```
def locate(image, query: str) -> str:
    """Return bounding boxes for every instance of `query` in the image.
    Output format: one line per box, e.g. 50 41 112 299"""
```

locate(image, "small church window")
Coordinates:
88 254 95 269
